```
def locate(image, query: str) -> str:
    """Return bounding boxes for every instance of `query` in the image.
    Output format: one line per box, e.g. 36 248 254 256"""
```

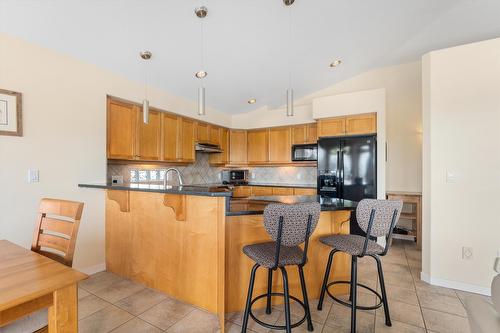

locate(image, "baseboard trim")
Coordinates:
421 271 491 296
78 262 106 275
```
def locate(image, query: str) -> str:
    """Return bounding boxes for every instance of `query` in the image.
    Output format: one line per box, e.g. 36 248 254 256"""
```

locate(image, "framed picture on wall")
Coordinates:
0 89 22 136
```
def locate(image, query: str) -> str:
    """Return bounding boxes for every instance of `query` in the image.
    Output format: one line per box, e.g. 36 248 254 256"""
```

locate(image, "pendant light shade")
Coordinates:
198 86 206 116
286 88 294 117
143 99 150 124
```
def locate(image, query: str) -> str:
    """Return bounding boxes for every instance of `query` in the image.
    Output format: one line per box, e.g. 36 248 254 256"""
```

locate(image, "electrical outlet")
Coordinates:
462 247 473 260
297 173 302 180
446 169 457 183
28 169 39 183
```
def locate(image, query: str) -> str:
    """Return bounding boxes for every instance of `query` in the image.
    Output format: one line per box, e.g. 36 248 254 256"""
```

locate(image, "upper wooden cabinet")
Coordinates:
247 129 269 164
318 117 346 137
209 125 221 145
196 122 209 143
137 109 161 161
318 113 376 137
179 118 195 162
292 123 317 145
209 127 229 165
345 113 377 135
229 130 247 165
161 113 180 161
269 127 291 163
107 99 137 160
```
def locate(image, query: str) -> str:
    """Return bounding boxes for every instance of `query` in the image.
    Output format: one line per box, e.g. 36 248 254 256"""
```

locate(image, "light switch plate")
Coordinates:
28 169 39 183
446 170 457 183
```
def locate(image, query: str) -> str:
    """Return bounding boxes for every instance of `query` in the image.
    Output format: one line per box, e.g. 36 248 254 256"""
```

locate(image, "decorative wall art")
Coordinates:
0 89 22 136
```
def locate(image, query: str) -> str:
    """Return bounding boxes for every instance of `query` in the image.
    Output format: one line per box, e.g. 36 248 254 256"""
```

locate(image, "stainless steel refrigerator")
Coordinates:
317 135 377 234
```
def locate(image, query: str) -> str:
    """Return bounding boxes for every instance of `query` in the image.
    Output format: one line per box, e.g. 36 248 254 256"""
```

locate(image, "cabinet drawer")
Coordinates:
233 186 252 198
251 186 274 196
293 188 317 195
272 187 294 196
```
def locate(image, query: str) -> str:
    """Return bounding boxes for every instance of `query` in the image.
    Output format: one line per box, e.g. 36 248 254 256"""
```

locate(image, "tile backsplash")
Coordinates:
108 153 317 186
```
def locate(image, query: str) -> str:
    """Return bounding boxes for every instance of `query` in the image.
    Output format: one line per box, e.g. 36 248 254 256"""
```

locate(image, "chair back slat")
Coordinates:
31 198 84 267
40 217 74 237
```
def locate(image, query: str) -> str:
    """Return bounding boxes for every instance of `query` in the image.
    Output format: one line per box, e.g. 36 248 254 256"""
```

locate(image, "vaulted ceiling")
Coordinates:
1 0 500 114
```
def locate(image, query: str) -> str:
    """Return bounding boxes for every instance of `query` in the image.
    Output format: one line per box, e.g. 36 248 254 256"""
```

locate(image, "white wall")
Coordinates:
232 62 422 193
422 38 500 293
0 32 230 273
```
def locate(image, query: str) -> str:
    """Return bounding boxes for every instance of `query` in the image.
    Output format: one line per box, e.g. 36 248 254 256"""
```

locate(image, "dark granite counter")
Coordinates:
227 195 357 216
78 183 233 197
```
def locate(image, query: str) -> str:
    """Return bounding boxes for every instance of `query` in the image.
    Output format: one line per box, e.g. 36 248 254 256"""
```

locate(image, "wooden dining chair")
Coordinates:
31 198 84 267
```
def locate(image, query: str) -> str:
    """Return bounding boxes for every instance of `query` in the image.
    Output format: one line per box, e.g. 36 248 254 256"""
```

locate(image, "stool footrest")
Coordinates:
326 281 383 311
249 292 307 330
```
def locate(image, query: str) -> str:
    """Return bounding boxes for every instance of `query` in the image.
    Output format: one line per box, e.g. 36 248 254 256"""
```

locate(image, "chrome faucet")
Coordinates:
163 168 184 187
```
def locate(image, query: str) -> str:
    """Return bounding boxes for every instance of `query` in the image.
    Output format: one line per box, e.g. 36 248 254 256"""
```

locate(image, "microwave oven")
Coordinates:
221 169 249 185
292 144 318 161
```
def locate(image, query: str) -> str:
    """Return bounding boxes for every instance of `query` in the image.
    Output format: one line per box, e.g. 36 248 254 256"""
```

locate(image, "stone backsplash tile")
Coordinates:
108 153 317 186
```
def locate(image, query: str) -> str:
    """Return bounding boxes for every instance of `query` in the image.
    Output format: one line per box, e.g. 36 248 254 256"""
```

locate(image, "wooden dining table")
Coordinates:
0 240 87 332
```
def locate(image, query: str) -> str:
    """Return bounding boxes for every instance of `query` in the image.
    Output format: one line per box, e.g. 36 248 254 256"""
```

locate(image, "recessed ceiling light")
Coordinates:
247 99 257 104
330 59 342 68
195 70 207 79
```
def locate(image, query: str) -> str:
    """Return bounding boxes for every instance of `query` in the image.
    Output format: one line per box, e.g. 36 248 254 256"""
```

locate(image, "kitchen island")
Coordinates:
79 183 356 332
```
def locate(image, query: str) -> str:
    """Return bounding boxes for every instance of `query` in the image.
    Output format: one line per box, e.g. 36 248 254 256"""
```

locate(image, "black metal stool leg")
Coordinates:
242 264 259 333
350 256 358 333
298 265 314 332
280 267 292 333
373 255 392 326
318 249 337 310
266 268 273 314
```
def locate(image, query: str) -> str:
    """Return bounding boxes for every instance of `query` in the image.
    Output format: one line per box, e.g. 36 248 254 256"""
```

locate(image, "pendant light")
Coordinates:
284 0 294 116
195 5 208 116
140 50 152 124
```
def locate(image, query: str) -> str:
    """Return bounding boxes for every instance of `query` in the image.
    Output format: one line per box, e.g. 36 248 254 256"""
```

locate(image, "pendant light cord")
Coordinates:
288 4 292 90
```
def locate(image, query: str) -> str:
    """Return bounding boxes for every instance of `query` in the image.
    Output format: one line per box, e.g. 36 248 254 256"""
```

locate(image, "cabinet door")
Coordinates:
294 188 317 195
137 109 161 161
107 99 137 160
306 123 318 143
251 186 273 196
269 127 291 163
291 125 307 145
317 117 346 137
161 113 180 161
229 130 248 164
272 187 294 195
209 125 221 145
345 113 377 135
209 128 229 165
233 186 252 198
196 122 209 143
179 118 195 162
247 129 269 164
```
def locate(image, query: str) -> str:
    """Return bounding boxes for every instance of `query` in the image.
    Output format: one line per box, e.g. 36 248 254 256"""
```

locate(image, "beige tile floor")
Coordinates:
77 240 489 332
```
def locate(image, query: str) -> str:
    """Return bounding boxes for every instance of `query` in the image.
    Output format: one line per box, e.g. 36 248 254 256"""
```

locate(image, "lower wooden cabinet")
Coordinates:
272 187 294 196
233 186 252 198
251 186 274 196
293 188 317 195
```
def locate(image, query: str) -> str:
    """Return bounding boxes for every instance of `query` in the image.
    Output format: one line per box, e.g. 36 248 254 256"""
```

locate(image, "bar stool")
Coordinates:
316 199 402 333
241 202 321 333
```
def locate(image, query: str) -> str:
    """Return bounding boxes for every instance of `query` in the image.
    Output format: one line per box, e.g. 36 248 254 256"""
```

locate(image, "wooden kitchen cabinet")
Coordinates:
137 108 161 161
161 113 180 161
209 125 221 145
272 187 294 195
251 186 273 196
233 186 252 198
107 99 137 160
209 128 229 165
293 188 317 195
291 125 307 145
247 129 269 164
306 123 318 143
318 117 346 137
196 122 209 143
269 127 291 163
345 113 377 135
229 130 247 165
179 118 195 162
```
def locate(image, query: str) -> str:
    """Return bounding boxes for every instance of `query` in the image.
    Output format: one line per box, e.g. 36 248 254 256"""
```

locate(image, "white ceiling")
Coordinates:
1 0 500 114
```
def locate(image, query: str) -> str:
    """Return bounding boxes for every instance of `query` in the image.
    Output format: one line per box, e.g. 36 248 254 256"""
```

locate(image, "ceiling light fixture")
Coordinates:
330 59 342 67
195 5 208 116
284 0 294 117
140 50 152 124
247 99 257 104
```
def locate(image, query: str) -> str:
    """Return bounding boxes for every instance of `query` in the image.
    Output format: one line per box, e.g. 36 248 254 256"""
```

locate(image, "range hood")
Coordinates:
195 142 223 153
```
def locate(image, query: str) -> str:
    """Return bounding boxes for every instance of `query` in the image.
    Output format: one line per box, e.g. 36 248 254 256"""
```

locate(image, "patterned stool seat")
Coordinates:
320 234 384 256
243 241 304 268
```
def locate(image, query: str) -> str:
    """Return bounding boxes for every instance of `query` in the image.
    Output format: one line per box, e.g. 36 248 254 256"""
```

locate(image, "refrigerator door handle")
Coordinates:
336 151 340 179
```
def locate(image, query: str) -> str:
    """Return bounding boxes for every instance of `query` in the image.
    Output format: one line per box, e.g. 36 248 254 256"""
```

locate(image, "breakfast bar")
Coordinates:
79 183 357 332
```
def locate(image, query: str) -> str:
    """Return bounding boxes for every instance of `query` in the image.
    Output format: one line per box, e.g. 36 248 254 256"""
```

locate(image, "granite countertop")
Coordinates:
227 195 357 216
78 183 233 197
